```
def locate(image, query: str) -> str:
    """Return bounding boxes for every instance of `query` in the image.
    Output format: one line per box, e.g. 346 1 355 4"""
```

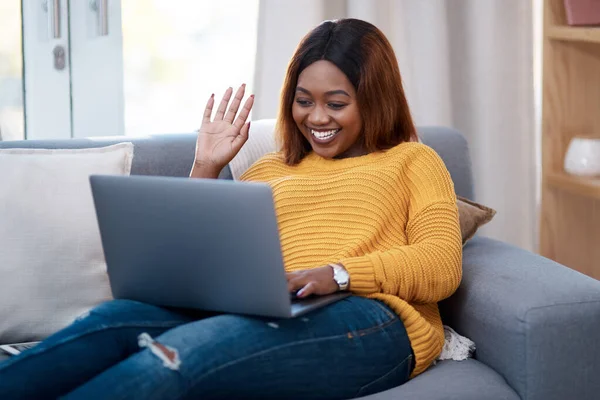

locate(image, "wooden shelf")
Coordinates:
540 1 600 279
547 25 600 44
546 172 600 199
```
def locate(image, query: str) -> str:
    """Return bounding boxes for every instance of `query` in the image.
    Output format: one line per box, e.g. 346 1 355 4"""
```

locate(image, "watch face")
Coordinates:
333 266 349 289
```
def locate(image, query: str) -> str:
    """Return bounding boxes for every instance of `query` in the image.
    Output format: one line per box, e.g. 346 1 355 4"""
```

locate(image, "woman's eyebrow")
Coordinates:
324 90 350 97
296 87 350 97
296 87 312 95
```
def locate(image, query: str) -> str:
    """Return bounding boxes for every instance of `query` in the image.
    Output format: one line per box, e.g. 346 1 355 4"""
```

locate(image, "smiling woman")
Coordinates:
0 18 462 400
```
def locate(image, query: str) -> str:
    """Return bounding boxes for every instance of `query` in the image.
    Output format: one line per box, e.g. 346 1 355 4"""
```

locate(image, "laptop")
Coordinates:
89 175 350 319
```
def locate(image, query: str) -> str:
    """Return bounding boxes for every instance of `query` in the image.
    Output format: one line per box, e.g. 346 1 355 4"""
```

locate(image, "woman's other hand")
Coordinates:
194 85 254 175
286 265 339 298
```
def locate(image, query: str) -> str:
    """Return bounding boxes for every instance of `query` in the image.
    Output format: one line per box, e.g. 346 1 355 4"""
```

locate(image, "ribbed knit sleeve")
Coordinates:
339 146 462 303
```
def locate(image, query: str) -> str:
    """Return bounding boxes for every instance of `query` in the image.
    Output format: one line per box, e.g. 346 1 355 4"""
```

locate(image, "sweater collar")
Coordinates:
297 143 407 170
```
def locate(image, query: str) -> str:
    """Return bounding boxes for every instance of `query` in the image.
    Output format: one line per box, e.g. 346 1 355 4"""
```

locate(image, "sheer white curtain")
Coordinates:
253 0 536 252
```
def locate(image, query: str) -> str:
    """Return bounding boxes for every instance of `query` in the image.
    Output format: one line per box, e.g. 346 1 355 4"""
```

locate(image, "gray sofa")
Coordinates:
2 126 600 400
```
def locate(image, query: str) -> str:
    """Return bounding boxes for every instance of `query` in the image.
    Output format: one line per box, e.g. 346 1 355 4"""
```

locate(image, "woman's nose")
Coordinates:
308 106 330 126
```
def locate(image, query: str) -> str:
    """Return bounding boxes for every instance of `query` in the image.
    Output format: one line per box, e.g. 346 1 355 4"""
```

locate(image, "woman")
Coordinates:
0 18 462 399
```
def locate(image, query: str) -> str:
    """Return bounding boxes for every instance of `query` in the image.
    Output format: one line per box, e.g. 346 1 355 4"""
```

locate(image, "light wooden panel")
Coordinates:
540 0 600 279
545 172 600 199
541 188 600 280
547 26 600 44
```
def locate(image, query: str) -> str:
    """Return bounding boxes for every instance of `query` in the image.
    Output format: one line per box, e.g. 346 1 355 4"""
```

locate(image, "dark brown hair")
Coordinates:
276 18 418 165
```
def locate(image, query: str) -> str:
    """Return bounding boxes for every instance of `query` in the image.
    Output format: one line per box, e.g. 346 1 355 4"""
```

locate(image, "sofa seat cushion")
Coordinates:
358 359 519 400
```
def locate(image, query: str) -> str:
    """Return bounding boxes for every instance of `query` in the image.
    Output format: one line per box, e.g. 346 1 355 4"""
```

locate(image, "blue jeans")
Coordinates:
0 296 413 400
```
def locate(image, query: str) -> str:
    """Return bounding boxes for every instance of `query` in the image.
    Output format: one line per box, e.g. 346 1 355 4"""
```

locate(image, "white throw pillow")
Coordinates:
0 143 134 344
229 119 277 179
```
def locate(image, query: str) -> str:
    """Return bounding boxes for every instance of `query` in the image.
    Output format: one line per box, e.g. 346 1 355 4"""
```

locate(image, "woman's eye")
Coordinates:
328 103 346 110
295 99 312 107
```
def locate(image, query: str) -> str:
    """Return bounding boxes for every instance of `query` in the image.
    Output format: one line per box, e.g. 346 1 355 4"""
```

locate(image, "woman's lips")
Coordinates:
309 128 341 144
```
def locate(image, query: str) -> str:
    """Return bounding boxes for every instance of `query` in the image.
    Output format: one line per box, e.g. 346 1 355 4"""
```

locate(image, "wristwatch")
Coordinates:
330 264 350 291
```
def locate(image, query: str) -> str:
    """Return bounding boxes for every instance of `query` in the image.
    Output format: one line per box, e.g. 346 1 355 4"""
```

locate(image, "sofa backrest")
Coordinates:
418 126 474 199
0 120 474 199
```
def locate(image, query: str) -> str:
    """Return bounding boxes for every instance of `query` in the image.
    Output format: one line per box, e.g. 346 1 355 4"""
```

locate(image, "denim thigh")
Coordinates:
65 296 413 400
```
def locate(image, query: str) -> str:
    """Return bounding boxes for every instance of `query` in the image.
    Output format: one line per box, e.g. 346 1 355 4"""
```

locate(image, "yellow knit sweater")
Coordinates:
239 141 463 376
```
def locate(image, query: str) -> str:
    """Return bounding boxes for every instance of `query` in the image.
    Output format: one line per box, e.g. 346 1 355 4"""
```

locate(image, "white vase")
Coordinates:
564 137 600 177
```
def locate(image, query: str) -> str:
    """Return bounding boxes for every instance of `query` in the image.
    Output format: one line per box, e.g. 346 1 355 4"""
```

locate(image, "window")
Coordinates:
0 1 24 141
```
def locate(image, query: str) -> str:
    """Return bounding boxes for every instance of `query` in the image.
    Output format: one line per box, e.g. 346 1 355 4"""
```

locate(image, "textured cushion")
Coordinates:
456 196 496 245
0 144 133 344
229 119 278 180
358 359 519 400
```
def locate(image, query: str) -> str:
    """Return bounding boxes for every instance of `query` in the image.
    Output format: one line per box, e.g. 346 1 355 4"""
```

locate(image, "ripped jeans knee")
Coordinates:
138 333 182 371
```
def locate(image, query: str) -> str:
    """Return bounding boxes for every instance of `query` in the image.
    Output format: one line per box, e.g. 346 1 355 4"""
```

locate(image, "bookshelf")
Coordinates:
540 0 600 280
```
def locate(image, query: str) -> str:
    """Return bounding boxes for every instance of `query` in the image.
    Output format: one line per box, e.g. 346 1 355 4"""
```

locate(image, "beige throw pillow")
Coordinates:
0 143 134 344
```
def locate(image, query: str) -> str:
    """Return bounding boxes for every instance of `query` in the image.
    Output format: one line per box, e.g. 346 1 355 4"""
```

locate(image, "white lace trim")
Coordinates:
437 325 476 361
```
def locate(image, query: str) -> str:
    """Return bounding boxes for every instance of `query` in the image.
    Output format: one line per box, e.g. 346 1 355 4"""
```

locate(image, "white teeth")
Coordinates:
311 129 339 140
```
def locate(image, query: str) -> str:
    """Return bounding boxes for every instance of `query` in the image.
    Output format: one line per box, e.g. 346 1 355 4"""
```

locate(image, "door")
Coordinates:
69 0 124 138
1 0 259 141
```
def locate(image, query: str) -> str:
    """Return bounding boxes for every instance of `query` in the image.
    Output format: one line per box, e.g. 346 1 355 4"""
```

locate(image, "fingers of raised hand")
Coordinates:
232 95 254 130
223 84 246 123
214 87 234 121
202 93 215 124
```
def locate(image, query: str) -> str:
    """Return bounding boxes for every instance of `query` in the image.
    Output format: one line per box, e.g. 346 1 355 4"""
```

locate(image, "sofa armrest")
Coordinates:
440 236 600 400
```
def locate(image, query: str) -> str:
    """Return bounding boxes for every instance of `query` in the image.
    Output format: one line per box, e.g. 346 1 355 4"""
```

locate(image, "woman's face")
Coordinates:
292 60 364 159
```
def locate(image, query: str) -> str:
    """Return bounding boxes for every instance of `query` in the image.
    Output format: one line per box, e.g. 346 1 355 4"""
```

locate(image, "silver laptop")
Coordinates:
89 175 350 319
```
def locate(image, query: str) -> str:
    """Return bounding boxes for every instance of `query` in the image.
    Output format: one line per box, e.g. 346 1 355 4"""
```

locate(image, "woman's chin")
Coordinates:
310 146 338 159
